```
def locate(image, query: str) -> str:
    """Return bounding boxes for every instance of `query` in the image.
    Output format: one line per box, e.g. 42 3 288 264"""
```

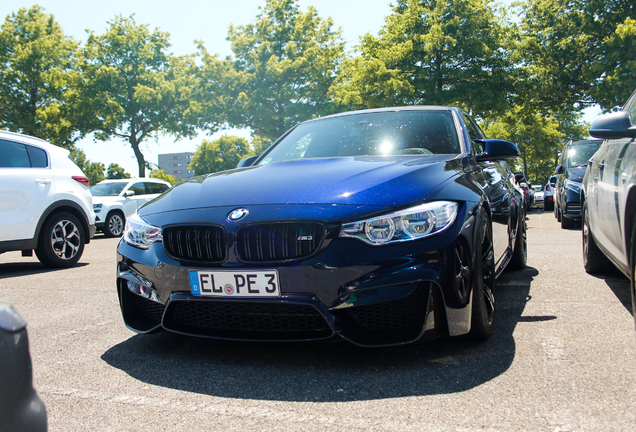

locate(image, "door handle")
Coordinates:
35 179 52 184
596 162 605 170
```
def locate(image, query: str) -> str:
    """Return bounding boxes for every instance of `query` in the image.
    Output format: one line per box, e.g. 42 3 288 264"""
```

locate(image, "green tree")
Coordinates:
332 0 514 116
149 169 178 185
106 163 131 179
0 6 82 147
69 148 106 186
482 108 587 184
197 0 345 142
189 135 251 175
78 15 198 177
518 0 636 111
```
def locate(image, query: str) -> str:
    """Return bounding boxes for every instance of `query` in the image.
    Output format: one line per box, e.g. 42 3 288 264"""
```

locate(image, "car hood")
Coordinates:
141 155 463 216
567 166 588 183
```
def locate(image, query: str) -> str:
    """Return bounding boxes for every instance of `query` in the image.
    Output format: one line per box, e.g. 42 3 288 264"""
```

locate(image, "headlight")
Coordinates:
340 201 458 245
565 179 582 194
93 204 103 213
123 213 162 249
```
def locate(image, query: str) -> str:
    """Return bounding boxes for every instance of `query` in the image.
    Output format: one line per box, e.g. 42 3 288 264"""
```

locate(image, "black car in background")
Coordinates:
116 106 526 347
582 89 636 327
555 139 602 229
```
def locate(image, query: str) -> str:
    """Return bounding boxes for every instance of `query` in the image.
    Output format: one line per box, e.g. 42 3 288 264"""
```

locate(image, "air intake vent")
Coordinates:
236 222 324 262
163 225 226 263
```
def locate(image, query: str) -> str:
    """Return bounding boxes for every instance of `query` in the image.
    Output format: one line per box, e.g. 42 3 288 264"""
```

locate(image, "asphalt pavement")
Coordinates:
1 210 635 431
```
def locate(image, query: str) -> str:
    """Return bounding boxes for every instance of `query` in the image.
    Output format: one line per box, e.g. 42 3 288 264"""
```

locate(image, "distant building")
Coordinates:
157 152 195 180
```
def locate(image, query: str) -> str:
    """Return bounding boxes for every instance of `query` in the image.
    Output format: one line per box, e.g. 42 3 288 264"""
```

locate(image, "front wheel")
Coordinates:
104 212 125 237
35 212 85 268
468 212 495 340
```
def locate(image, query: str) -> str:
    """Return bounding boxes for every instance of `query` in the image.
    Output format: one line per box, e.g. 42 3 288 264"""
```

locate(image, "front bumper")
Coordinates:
116 203 480 347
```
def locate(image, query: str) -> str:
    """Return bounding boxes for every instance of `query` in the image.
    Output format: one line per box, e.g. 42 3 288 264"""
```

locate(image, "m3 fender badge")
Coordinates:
227 208 249 223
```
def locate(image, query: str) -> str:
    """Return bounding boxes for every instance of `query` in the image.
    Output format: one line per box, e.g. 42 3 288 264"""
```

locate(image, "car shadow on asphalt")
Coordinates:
101 267 539 402
593 271 631 315
0 262 89 279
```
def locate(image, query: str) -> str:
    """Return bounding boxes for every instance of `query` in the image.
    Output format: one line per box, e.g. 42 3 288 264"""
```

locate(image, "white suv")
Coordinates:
90 178 171 237
0 131 96 268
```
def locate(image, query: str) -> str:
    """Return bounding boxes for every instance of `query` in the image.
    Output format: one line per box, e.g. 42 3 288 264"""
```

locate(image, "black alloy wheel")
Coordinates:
630 216 636 330
105 212 125 237
468 211 496 340
509 211 527 270
582 201 611 274
451 241 472 304
35 212 85 268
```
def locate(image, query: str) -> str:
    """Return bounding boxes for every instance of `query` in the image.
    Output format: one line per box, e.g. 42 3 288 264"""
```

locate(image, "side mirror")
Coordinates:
475 139 520 161
124 190 135 197
589 111 636 139
237 155 259 168
555 165 564 175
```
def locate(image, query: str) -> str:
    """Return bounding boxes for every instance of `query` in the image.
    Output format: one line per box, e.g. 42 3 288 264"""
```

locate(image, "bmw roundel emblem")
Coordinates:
227 208 249 223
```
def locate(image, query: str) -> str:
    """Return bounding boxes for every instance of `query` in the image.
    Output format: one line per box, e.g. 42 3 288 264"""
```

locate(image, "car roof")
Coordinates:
300 106 457 124
96 178 169 184
0 130 69 156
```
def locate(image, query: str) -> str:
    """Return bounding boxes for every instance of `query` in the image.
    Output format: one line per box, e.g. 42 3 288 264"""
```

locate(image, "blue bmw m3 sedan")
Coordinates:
116 106 526 347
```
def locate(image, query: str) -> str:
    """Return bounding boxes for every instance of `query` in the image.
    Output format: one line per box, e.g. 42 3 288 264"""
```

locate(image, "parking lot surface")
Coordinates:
1 210 635 431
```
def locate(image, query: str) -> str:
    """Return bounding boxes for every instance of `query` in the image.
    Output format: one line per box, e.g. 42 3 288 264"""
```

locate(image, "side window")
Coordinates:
145 182 168 194
626 92 636 125
26 145 48 168
128 182 146 195
0 140 31 168
461 113 486 154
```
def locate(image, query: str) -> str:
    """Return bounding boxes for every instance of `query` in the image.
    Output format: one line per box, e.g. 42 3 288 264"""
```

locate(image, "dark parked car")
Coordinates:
116 106 526 347
0 301 47 431
555 139 602 229
544 175 557 211
582 89 636 327
514 172 533 212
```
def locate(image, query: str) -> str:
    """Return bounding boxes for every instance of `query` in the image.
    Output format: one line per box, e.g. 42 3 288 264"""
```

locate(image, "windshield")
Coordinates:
567 142 601 168
259 111 461 165
90 182 127 197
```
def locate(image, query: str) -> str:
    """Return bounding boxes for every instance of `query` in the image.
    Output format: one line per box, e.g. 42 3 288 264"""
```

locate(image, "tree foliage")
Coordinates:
0 6 81 147
199 0 345 141
332 0 515 116
149 169 178 185
69 148 106 186
189 135 251 175
77 15 198 177
106 163 131 179
517 0 636 111
482 108 587 184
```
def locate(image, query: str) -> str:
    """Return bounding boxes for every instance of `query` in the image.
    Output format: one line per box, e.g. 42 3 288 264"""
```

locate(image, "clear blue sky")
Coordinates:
2 1 599 176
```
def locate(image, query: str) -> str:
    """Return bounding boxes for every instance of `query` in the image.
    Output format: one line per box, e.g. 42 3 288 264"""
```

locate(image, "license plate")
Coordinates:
189 270 280 297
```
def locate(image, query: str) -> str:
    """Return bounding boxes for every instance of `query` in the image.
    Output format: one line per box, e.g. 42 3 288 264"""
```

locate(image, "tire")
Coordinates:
582 201 611 274
35 212 85 268
509 212 527 270
104 212 125 237
556 207 562 222
630 215 636 330
561 213 574 229
468 211 495 340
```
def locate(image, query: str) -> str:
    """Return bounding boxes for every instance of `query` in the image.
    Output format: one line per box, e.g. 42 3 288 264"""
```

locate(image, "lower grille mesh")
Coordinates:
164 300 333 340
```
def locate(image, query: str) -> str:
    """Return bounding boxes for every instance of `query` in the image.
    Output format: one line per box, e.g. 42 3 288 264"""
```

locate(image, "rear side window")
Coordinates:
27 145 48 167
145 182 169 194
